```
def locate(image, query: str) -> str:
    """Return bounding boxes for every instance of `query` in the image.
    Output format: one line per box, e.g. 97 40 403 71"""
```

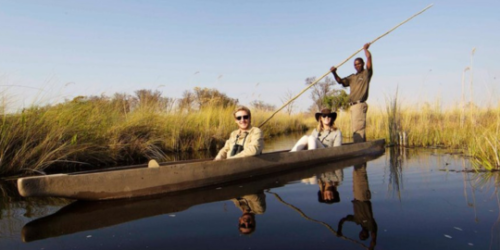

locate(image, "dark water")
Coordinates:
1 135 499 250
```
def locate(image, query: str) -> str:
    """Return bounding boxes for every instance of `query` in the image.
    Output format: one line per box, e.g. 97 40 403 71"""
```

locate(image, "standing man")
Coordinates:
330 43 373 142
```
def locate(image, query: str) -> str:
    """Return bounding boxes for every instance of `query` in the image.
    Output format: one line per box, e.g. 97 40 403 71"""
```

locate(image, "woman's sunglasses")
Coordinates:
236 115 249 121
321 114 332 118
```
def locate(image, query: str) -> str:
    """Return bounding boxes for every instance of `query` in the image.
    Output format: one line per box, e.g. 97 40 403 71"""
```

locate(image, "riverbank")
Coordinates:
0 96 308 177
1 92 498 177
358 100 499 170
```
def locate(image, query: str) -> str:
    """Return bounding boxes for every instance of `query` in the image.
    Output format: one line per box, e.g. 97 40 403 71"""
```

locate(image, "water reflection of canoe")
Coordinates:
21 152 383 242
17 139 385 201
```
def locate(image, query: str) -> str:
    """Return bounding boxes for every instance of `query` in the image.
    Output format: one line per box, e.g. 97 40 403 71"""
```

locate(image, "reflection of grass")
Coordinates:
0 180 71 238
388 147 404 199
470 172 500 189
1 180 71 221
0 97 307 177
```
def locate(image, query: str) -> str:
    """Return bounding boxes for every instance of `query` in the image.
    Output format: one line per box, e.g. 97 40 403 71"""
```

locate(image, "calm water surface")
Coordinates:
1 134 499 250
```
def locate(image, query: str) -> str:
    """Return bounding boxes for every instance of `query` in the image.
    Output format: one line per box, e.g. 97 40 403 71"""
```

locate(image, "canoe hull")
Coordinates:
17 139 385 200
22 152 383 242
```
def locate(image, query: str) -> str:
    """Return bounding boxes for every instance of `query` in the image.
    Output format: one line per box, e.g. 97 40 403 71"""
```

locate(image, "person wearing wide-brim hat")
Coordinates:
290 108 342 151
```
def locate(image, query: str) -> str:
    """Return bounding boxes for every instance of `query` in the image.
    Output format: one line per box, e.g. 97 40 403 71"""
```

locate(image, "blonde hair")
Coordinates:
233 106 252 118
316 119 337 132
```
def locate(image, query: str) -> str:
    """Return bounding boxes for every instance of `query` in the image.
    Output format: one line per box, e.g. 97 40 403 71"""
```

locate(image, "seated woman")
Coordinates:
291 108 342 152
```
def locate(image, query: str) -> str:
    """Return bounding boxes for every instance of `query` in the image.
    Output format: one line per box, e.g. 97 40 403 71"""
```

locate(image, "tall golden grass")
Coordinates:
0 97 307 177
362 100 500 170
1 89 498 177
252 98 498 172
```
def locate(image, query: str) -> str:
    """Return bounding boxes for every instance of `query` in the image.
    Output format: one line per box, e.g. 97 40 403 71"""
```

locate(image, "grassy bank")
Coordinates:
361 100 500 170
2 91 498 176
0 96 307 177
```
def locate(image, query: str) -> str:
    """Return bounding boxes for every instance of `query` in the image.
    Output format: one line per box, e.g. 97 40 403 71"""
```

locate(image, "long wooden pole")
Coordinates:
258 4 434 128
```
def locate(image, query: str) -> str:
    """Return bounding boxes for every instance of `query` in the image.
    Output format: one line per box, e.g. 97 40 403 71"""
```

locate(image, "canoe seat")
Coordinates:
148 160 160 168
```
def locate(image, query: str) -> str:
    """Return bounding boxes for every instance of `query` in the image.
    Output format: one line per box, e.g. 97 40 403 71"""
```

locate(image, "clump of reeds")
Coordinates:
365 99 500 171
468 108 500 170
385 88 400 146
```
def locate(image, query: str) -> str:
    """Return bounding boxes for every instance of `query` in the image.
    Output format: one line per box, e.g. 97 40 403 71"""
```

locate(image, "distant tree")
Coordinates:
250 100 276 112
68 94 109 105
193 87 238 108
135 89 162 107
305 76 334 112
111 93 136 113
162 97 176 113
179 87 238 111
178 90 195 112
134 89 175 112
280 89 296 115
323 89 349 111
70 95 86 103
86 94 110 102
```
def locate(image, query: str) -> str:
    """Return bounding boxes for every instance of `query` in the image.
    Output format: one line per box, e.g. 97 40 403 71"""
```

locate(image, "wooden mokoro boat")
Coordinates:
22 152 383 242
17 139 385 200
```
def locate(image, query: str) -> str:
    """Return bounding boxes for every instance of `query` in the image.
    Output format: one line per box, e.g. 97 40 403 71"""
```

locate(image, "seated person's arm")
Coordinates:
215 137 232 160
333 131 342 147
310 129 319 138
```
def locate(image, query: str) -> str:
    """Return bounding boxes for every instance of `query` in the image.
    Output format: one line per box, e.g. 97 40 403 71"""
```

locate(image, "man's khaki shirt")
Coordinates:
342 68 373 102
215 126 263 160
231 193 266 214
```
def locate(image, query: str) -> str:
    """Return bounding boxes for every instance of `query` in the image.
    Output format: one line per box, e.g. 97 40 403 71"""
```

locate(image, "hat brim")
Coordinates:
315 112 337 123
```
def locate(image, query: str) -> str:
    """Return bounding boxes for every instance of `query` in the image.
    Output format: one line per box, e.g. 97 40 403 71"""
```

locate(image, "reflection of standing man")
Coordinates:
337 163 377 250
330 43 373 142
231 192 266 235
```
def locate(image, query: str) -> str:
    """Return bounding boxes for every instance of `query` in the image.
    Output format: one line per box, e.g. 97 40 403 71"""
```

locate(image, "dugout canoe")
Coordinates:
22 152 383 242
17 139 385 200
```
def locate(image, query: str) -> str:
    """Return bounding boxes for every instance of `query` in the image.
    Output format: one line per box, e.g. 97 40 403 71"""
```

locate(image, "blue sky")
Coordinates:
1 0 499 112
